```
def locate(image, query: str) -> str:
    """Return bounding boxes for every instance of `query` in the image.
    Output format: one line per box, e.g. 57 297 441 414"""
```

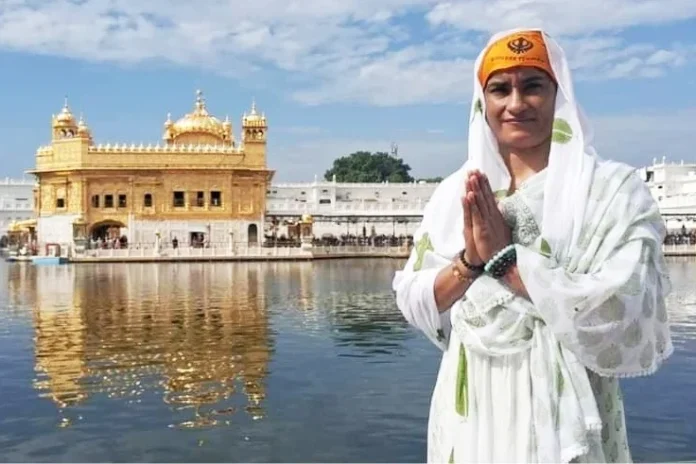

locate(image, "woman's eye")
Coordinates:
488 86 508 94
524 83 543 92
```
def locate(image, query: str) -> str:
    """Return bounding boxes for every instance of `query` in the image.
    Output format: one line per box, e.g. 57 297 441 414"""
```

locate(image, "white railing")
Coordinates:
662 244 696 255
271 181 439 188
74 243 410 259
311 245 408 255
0 177 35 186
266 200 426 216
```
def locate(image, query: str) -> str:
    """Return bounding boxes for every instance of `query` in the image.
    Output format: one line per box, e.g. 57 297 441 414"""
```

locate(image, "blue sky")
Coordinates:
0 0 695 182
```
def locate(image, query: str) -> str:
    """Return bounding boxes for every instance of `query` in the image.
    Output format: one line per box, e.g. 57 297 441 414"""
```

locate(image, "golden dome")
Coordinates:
301 213 313 223
53 98 76 127
165 90 232 144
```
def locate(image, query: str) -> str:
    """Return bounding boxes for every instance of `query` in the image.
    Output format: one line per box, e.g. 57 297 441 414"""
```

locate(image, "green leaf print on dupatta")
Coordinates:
474 98 483 116
540 238 552 258
413 232 434 271
556 362 565 396
455 343 469 417
494 189 509 200
551 118 573 144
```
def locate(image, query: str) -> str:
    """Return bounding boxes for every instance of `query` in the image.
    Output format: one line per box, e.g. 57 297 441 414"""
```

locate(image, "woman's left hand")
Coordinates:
467 171 512 262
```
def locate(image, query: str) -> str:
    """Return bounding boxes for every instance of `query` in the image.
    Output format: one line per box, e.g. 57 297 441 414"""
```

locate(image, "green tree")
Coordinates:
324 151 414 183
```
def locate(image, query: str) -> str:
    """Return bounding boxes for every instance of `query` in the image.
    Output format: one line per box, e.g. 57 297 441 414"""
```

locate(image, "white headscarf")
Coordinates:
430 29 599 258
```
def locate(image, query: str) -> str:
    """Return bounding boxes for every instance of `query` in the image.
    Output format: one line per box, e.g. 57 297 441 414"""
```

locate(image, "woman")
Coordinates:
393 28 673 463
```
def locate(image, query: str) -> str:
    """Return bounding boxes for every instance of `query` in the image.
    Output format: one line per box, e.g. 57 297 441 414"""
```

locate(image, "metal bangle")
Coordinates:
451 263 477 284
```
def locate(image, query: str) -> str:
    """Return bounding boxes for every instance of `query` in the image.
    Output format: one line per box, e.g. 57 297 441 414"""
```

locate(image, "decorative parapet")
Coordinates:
87 143 244 154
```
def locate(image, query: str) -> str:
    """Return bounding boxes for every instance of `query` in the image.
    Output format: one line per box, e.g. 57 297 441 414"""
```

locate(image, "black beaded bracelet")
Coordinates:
459 248 485 273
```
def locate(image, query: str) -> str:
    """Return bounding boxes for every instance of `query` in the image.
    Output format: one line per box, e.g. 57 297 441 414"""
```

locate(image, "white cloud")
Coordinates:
0 0 694 105
269 108 696 181
425 0 696 36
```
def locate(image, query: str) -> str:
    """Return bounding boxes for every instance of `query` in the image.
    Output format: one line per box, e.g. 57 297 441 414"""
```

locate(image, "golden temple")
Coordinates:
29 90 273 247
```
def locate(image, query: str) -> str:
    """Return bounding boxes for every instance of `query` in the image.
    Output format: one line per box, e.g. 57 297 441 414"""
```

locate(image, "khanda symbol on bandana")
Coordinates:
507 37 534 54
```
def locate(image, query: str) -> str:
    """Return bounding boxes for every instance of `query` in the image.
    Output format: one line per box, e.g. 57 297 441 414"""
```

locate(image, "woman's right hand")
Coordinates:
461 172 484 266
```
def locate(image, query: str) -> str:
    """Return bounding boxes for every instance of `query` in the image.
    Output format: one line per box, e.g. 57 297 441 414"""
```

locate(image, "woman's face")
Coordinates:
483 67 557 152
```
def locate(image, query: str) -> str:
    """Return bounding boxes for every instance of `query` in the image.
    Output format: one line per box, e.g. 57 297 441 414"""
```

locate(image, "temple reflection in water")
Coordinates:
10 262 271 428
4 258 419 429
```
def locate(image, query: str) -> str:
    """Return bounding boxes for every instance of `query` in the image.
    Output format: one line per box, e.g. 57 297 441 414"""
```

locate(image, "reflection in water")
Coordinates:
263 260 414 359
13 263 271 428
663 258 696 337
1 259 695 462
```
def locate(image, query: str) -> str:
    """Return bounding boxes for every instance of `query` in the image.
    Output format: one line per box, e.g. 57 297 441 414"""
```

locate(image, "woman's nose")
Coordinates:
506 88 527 114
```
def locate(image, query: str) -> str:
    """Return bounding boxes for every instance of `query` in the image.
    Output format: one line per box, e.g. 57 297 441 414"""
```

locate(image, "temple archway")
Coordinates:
247 224 258 245
89 220 127 241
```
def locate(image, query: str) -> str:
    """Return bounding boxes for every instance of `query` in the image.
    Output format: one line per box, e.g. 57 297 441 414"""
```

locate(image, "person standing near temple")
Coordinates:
393 28 673 463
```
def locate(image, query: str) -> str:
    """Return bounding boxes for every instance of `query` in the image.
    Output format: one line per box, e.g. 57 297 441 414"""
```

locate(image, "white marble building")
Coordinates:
0 177 35 237
639 157 696 231
4 157 695 246
268 158 696 239
265 176 438 238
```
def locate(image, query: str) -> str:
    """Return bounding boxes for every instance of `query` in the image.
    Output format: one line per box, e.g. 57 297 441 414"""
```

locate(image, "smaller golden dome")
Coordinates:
53 98 76 126
301 213 313 223
77 115 91 137
243 100 266 126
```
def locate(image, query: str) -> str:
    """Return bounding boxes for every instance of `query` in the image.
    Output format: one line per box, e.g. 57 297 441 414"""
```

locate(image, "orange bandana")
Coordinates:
478 31 555 85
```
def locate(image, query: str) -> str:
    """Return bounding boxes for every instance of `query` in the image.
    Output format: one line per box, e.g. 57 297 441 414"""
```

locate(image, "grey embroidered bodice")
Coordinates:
499 170 546 246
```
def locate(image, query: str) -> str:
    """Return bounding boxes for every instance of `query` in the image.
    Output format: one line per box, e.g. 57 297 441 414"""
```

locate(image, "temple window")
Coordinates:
195 191 205 207
91 195 100 208
105 195 114 208
173 191 185 208
210 191 222 206
118 194 127 208
56 198 65 208
144 193 153 207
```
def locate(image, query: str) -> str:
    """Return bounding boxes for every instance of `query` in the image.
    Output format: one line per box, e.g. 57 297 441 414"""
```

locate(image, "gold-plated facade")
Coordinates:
30 91 273 245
